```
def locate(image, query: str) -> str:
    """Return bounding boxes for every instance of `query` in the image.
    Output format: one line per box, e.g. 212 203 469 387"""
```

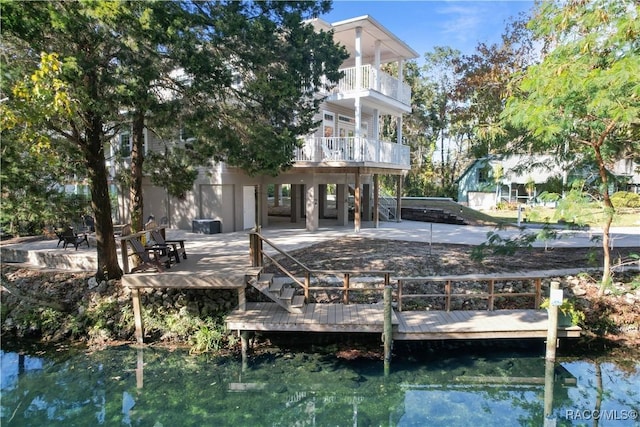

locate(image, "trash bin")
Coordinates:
192 219 221 234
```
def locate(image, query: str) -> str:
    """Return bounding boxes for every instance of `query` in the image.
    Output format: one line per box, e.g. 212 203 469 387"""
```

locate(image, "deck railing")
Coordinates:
250 232 390 304
250 232 544 310
330 65 412 106
294 136 410 166
395 275 543 312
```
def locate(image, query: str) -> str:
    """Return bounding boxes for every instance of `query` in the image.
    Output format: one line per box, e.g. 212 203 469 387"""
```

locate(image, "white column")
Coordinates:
397 60 404 145
305 179 319 232
373 108 380 162
355 26 362 139
374 40 381 91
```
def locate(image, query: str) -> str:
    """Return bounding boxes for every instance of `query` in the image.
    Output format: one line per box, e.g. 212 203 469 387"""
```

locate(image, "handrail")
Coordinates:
250 232 391 304
394 275 543 312
250 232 544 309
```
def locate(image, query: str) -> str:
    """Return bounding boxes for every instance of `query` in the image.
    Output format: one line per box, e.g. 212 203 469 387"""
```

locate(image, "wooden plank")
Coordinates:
226 304 581 340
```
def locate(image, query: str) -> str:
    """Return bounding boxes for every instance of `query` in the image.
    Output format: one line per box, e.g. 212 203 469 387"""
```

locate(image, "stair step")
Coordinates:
279 287 295 302
291 295 305 308
245 267 262 281
257 273 274 284
269 281 284 295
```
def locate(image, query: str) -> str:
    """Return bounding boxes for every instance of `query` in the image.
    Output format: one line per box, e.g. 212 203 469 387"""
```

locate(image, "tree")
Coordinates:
1 1 152 280
453 14 536 158
502 0 640 294
422 47 469 197
1 1 347 279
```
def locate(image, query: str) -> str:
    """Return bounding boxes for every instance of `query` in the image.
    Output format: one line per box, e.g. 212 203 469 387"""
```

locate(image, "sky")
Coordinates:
320 1 535 60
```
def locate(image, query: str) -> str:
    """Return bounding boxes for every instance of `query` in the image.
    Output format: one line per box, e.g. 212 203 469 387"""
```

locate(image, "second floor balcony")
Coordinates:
294 136 410 169
323 65 412 107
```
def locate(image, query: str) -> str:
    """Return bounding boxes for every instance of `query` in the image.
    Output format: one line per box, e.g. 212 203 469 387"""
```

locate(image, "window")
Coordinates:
323 112 334 138
117 131 147 158
119 133 131 157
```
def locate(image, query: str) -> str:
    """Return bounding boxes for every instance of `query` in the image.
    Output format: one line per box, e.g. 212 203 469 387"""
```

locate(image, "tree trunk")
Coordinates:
130 110 145 232
594 142 614 297
85 112 123 281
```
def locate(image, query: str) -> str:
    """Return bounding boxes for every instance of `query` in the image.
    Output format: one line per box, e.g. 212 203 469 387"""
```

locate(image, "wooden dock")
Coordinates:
225 303 581 340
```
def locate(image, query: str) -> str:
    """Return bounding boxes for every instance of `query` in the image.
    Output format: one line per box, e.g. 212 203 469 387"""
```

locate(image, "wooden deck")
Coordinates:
225 303 581 340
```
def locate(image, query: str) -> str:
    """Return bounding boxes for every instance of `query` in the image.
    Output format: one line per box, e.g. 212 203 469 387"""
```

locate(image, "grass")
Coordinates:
486 206 640 228
404 199 639 228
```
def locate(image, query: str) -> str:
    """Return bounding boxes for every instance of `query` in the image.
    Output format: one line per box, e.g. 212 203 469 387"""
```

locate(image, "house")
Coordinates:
110 15 419 233
457 154 640 210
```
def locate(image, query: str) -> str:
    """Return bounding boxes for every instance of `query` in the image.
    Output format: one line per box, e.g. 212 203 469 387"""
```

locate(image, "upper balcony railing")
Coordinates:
325 65 412 106
294 136 410 168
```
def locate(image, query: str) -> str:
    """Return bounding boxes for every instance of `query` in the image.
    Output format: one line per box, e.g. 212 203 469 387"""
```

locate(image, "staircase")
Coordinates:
378 193 397 221
245 268 305 313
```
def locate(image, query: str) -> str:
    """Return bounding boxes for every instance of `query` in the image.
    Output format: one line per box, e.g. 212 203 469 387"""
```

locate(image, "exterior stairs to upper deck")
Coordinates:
245 268 305 314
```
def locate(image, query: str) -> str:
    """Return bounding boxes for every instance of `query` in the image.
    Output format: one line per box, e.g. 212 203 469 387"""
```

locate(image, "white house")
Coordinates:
111 15 419 233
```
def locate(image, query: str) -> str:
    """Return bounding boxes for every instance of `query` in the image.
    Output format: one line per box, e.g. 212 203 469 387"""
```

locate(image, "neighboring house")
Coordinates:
457 154 640 209
111 15 418 233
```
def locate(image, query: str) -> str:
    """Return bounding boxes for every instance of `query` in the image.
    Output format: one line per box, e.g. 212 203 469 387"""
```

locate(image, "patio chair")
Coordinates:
128 236 171 273
150 229 187 262
57 226 90 250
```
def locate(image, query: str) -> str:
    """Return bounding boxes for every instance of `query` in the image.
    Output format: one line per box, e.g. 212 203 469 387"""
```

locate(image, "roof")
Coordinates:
308 15 419 67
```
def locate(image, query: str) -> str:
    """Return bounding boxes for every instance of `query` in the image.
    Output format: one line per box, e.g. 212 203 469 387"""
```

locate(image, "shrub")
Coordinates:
610 191 640 208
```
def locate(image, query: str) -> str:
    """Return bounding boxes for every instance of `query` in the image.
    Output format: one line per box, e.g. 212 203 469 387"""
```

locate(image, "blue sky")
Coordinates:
321 1 535 60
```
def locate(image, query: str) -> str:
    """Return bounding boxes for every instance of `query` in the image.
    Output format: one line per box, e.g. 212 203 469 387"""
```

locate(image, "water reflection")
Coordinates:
1 345 638 426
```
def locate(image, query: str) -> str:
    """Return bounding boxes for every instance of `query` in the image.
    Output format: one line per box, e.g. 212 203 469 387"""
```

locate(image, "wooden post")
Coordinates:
241 330 251 371
545 281 560 362
120 238 130 274
237 287 246 311
131 288 144 344
543 360 556 424
397 279 403 312
383 285 393 376
343 273 350 304
136 348 144 389
488 279 495 311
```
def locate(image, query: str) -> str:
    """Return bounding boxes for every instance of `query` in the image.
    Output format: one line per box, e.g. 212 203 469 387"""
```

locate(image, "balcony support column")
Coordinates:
374 40 381 91
355 26 362 139
363 183 371 222
396 174 403 223
290 184 300 223
354 170 361 233
336 184 348 226
305 179 319 232
374 174 380 228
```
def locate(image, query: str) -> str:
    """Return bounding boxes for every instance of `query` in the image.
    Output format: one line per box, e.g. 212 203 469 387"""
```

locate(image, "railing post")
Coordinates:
445 280 451 311
304 271 310 302
535 278 542 309
546 281 560 362
383 285 393 376
397 279 403 312
343 273 350 304
488 279 495 311
120 237 130 274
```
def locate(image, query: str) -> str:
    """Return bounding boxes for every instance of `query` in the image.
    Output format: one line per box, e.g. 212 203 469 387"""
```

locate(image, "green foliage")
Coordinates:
540 298 586 326
610 191 640 208
535 222 559 251
145 148 199 200
470 229 537 262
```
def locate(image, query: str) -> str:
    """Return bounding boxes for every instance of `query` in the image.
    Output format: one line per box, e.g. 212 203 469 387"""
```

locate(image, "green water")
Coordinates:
1 340 638 426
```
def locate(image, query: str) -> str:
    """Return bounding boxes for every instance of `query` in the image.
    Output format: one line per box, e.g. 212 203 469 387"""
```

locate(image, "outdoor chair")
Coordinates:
128 236 171 273
150 229 187 263
56 226 90 250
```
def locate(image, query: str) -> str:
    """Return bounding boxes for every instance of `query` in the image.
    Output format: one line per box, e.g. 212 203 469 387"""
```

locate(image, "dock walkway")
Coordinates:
225 303 581 340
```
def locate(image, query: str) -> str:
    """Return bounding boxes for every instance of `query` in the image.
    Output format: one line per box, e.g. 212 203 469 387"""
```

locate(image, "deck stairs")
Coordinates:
245 268 305 314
